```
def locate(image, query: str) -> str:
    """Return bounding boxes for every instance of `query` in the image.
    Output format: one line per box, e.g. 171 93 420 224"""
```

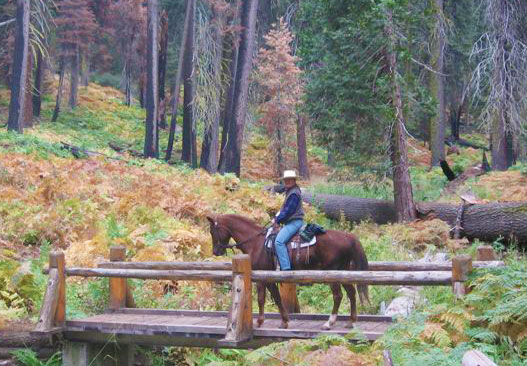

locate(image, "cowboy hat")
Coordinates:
282 170 297 180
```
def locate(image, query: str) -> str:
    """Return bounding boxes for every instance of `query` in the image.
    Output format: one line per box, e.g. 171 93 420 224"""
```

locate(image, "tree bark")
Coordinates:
23 44 33 127
81 52 90 87
158 10 169 129
297 114 310 179
7 0 30 133
139 73 146 109
69 47 80 109
200 5 225 174
384 9 416 222
51 57 66 122
144 0 159 158
490 0 512 171
218 32 239 173
429 0 446 166
302 191 527 244
224 0 259 177
33 47 44 117
165 0 192 162
124 60 132 106
181 0 196 166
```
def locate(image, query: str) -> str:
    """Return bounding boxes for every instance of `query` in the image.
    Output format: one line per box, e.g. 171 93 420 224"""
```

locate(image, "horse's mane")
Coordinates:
220 214 263 231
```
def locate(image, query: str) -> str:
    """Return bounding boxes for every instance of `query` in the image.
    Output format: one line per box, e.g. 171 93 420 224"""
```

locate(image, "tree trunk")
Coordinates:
165 0 192 162
224 0 259 177
124 60 132 106
23 44 33 127
200 5 225 174
158 10 169 129
275 120 284 178
384 9 416 222
7 0 30 133
69 48 80 109
51 57 66 122
429 0 446 166
81 53 90 87
139 72 146 109
218 33 239 173
181 0 196 166
302 191 527 245
144 0 159 158
490 1 511 171
297 114 310 179
33 47 44 117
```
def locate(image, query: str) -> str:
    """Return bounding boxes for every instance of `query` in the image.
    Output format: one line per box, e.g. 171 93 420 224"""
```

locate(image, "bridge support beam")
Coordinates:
63 341 135 366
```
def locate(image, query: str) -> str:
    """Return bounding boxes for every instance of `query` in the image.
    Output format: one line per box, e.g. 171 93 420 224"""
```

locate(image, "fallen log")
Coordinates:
303 191 527 244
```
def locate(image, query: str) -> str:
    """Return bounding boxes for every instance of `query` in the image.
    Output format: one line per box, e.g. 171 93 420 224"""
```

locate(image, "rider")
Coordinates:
273 170 305 271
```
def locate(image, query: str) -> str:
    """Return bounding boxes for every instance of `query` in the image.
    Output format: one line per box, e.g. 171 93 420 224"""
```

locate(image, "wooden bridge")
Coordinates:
33 246 503 365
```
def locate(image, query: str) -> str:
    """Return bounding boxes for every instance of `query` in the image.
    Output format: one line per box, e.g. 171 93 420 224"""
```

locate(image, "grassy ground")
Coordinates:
2 83 527 366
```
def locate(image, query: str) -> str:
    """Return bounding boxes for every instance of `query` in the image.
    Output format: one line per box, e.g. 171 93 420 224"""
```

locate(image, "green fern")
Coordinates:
11 349 61 366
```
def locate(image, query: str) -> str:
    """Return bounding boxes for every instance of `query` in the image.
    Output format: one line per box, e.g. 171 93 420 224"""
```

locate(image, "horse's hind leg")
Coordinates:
256 283 266 328
266 283 289 329
322 284 342 330
343 284 357 328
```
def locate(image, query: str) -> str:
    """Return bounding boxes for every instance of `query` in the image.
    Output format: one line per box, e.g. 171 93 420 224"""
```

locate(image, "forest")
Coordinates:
1 0 527 365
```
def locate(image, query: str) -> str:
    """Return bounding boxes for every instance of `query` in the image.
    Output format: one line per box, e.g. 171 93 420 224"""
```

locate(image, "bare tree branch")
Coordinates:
0 18 15 27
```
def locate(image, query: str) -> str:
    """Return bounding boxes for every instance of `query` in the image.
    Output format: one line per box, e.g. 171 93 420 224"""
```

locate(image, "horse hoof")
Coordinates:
256 318 264 328
322 322 332 330
279 322 288 329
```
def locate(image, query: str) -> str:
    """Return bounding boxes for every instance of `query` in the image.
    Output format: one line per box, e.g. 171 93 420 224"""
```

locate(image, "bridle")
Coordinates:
212 220 272 252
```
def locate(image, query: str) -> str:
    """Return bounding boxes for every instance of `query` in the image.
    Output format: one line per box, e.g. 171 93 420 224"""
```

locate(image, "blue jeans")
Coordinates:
275 219 304 270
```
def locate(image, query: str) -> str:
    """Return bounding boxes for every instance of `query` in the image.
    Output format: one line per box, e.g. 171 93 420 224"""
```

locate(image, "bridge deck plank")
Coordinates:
64 311 392 347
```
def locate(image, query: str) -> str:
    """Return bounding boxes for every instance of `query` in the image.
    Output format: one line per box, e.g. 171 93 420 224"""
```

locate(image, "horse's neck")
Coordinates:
226 216 262 255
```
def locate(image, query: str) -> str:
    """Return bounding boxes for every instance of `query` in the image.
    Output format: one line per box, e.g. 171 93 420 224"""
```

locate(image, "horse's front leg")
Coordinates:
322 284 343 330
266 283 289 329
256 283 266 327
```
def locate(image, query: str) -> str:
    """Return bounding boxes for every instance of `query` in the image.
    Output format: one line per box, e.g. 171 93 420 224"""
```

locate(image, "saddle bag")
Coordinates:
299 223 326 242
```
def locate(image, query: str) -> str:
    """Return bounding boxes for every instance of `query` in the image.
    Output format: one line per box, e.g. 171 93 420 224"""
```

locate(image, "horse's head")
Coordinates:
207 215 231 256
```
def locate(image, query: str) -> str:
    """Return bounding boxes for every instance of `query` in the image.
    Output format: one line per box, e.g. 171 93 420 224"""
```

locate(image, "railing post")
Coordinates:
49 251 66 327
476 246 498 261
452 255 472 299
222 254 253 345
109 246 127 310
34 251 64 333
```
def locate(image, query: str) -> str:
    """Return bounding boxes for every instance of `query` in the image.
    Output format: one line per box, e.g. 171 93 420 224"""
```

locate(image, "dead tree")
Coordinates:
7 0 30 133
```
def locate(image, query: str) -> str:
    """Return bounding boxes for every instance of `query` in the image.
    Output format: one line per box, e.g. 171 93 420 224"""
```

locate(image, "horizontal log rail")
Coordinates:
96 260 504 272
62 268 452 286
34 245 500 347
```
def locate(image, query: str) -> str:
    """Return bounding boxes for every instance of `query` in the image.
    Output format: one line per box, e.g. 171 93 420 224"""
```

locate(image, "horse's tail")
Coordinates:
349 235 371 307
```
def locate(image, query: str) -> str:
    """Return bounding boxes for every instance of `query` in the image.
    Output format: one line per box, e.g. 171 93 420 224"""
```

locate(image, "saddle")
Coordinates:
264 223 326 269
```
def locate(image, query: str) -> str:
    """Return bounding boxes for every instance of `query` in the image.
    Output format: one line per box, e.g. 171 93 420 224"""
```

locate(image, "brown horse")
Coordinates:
206 214 369 330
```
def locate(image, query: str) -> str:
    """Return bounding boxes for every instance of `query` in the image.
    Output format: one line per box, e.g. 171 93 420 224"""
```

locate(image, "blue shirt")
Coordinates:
276 193 300 224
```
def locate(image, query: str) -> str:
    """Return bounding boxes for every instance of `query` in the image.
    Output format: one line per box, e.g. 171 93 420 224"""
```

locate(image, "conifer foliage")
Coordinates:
53 0 97 116
256 19 303 177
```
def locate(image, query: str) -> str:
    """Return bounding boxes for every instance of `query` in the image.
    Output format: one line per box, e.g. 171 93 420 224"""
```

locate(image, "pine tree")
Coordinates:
54 0 97 114
255 18 303 178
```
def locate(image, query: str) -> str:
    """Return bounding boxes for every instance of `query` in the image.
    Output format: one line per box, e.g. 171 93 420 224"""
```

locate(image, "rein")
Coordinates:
218 220 272 251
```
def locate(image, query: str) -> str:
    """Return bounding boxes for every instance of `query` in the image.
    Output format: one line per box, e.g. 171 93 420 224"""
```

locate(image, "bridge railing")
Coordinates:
34 245 503 345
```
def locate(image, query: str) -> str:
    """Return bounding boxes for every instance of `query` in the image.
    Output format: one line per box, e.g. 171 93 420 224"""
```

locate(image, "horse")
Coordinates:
206 214 370 330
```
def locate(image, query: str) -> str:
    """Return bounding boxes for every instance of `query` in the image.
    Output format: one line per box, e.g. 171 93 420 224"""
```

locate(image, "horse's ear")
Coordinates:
206 215 216 225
